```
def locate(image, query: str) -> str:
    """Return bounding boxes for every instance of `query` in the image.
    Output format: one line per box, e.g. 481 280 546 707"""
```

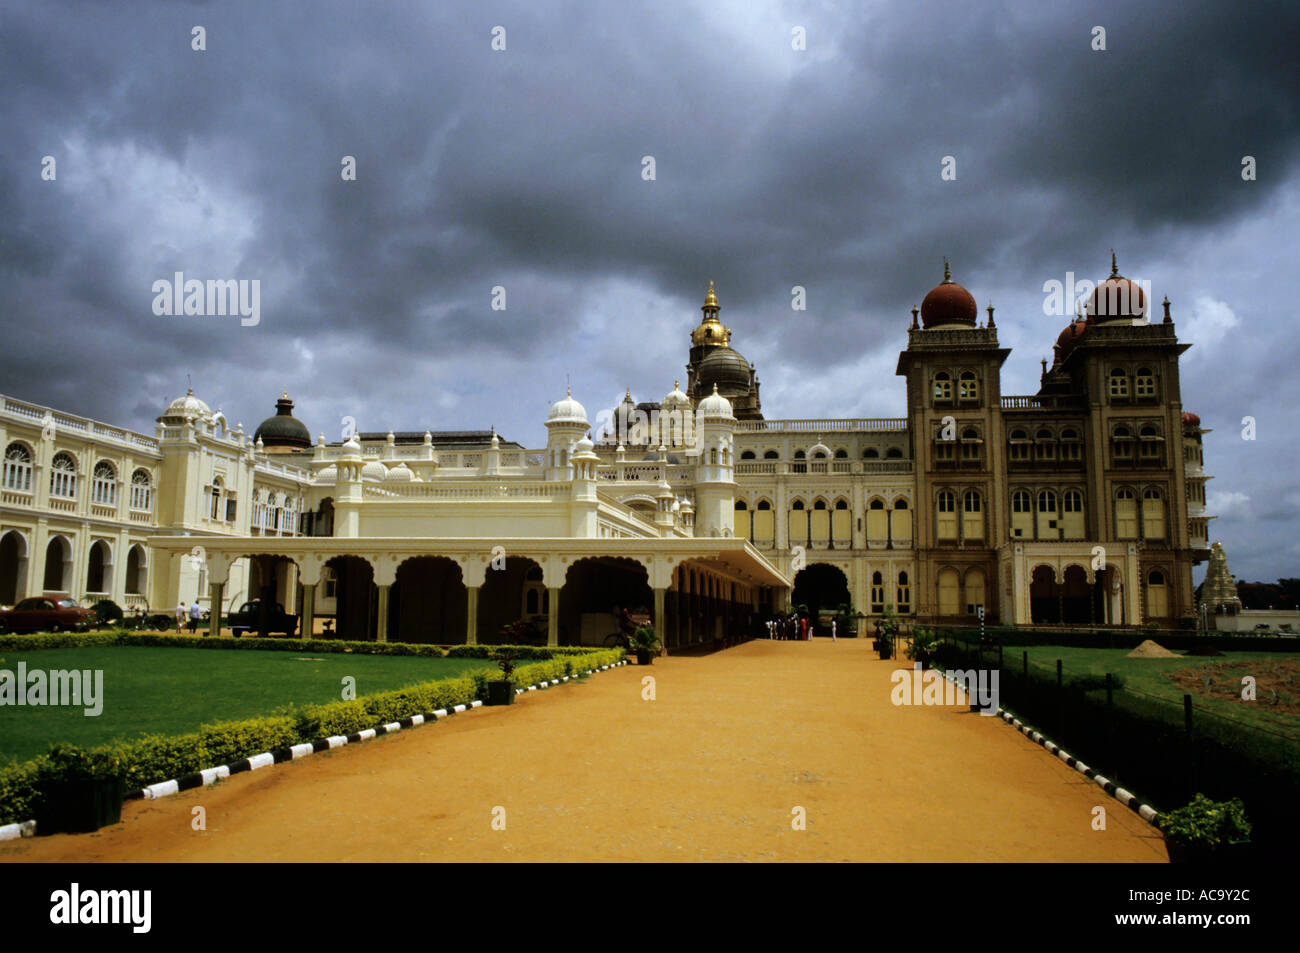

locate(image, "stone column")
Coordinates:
547 587 560 646
208 581 224 638
654 586 666 656
301 583 316 639
376 584 390 642
466 585 480 645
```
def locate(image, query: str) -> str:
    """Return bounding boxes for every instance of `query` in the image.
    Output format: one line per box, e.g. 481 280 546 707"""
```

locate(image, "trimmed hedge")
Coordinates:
0 645 624 827
0 630 631 658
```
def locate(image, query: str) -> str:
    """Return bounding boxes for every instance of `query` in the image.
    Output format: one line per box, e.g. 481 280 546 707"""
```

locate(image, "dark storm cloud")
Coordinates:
1 0 1298 577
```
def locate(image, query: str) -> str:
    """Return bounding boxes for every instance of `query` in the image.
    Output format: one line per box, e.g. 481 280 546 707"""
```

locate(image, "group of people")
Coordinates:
767 613 811 641
174 601 204 634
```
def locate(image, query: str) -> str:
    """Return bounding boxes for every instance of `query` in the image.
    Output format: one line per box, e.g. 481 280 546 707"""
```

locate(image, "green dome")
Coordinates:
253 393 312 450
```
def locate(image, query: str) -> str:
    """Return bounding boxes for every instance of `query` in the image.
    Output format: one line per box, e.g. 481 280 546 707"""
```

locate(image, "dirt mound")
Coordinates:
1127 639 1180 658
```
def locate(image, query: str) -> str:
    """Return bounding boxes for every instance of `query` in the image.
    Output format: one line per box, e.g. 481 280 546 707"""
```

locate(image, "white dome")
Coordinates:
809 439 831 457
547 388 588 426
697 383 734 420
385 462 414 482
662 380 690 410
361 460 387 481
161 388 212 421
315 464 338 483
573 434 595 453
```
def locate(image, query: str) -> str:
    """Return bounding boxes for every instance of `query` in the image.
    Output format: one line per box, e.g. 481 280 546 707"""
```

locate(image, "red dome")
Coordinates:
1182 411 1201 428
920 264 978 329
1054 319 1088 363
1086 255 1147 322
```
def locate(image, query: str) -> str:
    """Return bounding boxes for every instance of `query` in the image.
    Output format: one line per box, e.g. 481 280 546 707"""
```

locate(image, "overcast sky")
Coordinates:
2 0 1298 582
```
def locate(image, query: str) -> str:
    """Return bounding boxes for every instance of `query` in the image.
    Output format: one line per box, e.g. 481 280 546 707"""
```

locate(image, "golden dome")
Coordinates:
691 280 732 347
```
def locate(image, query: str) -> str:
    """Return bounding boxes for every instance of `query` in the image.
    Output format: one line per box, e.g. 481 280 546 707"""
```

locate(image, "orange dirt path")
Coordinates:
2 639 1168 862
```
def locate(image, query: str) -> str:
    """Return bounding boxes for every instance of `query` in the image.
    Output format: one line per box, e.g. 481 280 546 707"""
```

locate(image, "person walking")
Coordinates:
175 602 186 633
800 615 809 641
189 600 202 635
831 619 837 642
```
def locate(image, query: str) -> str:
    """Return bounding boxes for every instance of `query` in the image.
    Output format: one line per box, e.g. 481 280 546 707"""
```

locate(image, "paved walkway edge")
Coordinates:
934 667 1162 827
0 659 630 841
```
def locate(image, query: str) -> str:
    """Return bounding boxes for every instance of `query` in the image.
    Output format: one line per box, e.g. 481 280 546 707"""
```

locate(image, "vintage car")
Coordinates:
227 599 299 637
0 597 96 634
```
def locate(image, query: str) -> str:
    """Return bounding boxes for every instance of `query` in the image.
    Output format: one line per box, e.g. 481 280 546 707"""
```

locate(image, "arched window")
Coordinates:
733 500 751 540
1109 367 1130 399
210 478 224 521
959 371 979 401
794 450 806 459
834 448 848 459
753 498 774 542
935 425 955 462
1135 367 1156 399
863 448 879 459
92 461 116 506
870 571 885 612
866 498 887 544
1142 487 1166 539
130 469 152 511
1060 428 1081 461
763 449 779 459
885 447 903 459
1147 570 1168 618
789 499 808 546
1011 489 1033 539
936 491 957 540
960 427 981 462
3 443 33 492
1037 490 1059 540
889 497 911 546
1115 488 1138 539
831 498 850 546
896 571 911 613
1139 425 1162 461
962 490 983 539
933 372 952 402
964 567 986 616
50 452 77 499
938 568 961 616
1035 428 1055 461
1112 425 1133 461
740 450 756 460
1062 489 1085 538
1008 428 1030 462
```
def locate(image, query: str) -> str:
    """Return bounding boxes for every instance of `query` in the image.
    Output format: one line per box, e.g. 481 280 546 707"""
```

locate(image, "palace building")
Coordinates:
0 258 1216 644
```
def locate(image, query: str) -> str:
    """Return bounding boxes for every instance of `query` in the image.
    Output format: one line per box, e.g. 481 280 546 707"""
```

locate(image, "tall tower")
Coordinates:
544 389 589 481
685 281 763 420
693 384 737 537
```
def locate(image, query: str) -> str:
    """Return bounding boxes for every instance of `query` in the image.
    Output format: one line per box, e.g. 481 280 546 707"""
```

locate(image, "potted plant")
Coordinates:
1157 794 1252 863
877 605 899 660
487 649 519 705
35 743 125 834
631 625 660 665
907 626 939 669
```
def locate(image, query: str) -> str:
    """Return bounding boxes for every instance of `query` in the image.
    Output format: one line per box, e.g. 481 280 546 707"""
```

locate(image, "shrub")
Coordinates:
88 600 124 626
1158 794 1251 851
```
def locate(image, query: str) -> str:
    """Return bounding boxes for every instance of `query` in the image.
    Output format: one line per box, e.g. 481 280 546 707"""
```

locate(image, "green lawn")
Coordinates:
0 646 495 764
1009 645 1300 740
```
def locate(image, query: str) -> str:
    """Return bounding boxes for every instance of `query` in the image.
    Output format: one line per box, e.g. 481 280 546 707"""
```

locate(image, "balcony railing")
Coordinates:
736 418 907 433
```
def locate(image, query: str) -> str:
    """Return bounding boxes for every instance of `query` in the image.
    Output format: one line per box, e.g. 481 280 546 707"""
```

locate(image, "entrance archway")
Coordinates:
125 544 147 599
390 556 465 644
86 540 113 596
0 531 28 605
325 555 375 640
43 535 72 593
479 556 545 644
1062 566 1091 624
562 556 652 647
791 563 850 634
1030 566 1060 623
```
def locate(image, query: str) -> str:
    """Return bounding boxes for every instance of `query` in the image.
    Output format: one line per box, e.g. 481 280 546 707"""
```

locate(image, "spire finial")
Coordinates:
1162 295 1172 324
703 279 718 310
1110 249 1119 278
942 257 951 283
986 301 995 328
910 304 919 329
673 379 679 390
625 386 631 401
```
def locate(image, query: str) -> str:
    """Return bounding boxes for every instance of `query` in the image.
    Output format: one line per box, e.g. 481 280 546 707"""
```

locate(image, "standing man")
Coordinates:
176 601 187 634
831 619 837 642
189 600 202 635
